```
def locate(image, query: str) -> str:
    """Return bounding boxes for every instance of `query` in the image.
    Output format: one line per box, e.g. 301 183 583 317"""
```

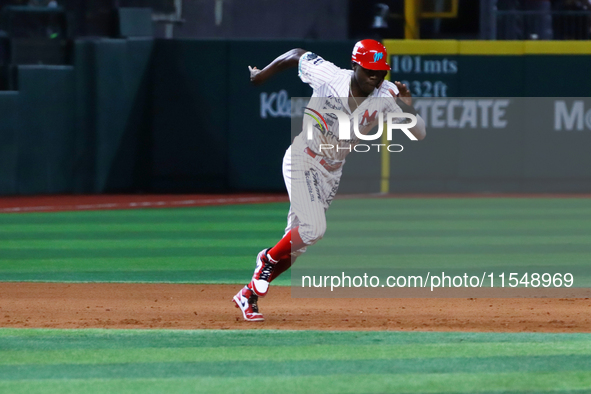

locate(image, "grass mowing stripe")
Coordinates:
1 198 590 284
4 228 591 241
302 253 591 268
2 209 589 226
1 329 590 349
0 372 590 393
329 197 591 209
3 234 591 250
3 244 591 262
0 246 264 260
0 239 281 249
1 218 590 234
1 355 591 380
0 257 258 272
0 204 290 223
1 341 591 366
0 270 254 284
2 254 590 271
0 230 279 241
0 222 284 233
0 198 588 220
296 243 591 255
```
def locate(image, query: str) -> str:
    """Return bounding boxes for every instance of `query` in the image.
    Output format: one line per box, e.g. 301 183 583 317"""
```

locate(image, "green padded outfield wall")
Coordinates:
86 38 153 193
72 40 96 194
1 39 591 195
151 40 229 192
382 40 591 193
0 39 153 196
17 66 76 195
65 38 153 194
227 40 301 191
71 38 153 194
0 92 19 195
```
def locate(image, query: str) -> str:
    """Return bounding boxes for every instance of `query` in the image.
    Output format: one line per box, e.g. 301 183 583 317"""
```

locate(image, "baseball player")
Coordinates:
233 39 426 321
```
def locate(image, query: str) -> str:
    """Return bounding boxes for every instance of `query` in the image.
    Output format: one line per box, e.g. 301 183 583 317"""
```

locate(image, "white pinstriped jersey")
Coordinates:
297 51 404 162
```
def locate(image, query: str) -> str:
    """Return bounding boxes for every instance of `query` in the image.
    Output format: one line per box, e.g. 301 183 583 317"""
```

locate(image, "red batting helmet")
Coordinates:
351 39 390 71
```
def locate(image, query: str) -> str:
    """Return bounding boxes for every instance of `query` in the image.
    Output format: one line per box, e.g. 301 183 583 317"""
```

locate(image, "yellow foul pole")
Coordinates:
385 0 418 192
405 0 420 39
380 131 390 194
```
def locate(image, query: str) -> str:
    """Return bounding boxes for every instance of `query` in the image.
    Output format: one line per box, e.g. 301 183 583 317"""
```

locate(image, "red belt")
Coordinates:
304 147 343 172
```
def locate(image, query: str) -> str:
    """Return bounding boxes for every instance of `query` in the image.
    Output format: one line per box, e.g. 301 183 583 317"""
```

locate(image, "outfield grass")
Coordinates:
1 198 590 285
0 203 290 284
0 329 590 393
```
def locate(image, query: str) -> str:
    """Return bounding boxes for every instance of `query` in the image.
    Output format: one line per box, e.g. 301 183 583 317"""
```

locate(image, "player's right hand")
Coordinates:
248 66 263 85
392 81 413 107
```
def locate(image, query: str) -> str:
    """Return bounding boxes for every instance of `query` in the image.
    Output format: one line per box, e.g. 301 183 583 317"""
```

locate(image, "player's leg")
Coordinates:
233 147 297 320
268 255 294 282
254 153 336 289
270 168 340 283
248 217 306 295
269 207 304 282
248 147 308 296
234 147 336 321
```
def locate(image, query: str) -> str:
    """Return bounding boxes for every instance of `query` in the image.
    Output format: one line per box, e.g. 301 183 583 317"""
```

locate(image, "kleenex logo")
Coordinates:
260 90 291 118
260 91 308 119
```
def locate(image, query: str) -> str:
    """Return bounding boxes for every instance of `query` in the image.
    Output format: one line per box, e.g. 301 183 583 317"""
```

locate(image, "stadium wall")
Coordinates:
378 40 591 193
1 39 590 196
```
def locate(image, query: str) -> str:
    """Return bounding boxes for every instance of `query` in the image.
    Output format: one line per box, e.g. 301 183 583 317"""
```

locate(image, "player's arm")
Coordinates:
390 82 426 141
249 48 307 86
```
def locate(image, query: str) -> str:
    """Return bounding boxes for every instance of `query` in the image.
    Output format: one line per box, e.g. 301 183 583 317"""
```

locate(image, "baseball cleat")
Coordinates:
233 286 264 322
250 248 275 297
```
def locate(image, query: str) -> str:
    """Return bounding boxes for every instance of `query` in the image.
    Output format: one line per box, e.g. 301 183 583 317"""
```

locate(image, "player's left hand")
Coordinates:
389 81 412 107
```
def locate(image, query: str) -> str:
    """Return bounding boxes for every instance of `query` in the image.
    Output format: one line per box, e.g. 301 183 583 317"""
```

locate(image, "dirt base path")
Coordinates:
1 283 590 332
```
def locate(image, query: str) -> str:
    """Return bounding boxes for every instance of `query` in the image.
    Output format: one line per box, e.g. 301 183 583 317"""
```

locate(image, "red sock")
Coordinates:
267 227 305 263
269 256 296 282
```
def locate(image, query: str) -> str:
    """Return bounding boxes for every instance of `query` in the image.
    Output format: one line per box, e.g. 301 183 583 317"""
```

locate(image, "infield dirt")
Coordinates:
0 283 589 332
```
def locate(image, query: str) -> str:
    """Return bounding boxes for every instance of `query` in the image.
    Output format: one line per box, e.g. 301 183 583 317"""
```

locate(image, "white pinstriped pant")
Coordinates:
282 137 343 256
